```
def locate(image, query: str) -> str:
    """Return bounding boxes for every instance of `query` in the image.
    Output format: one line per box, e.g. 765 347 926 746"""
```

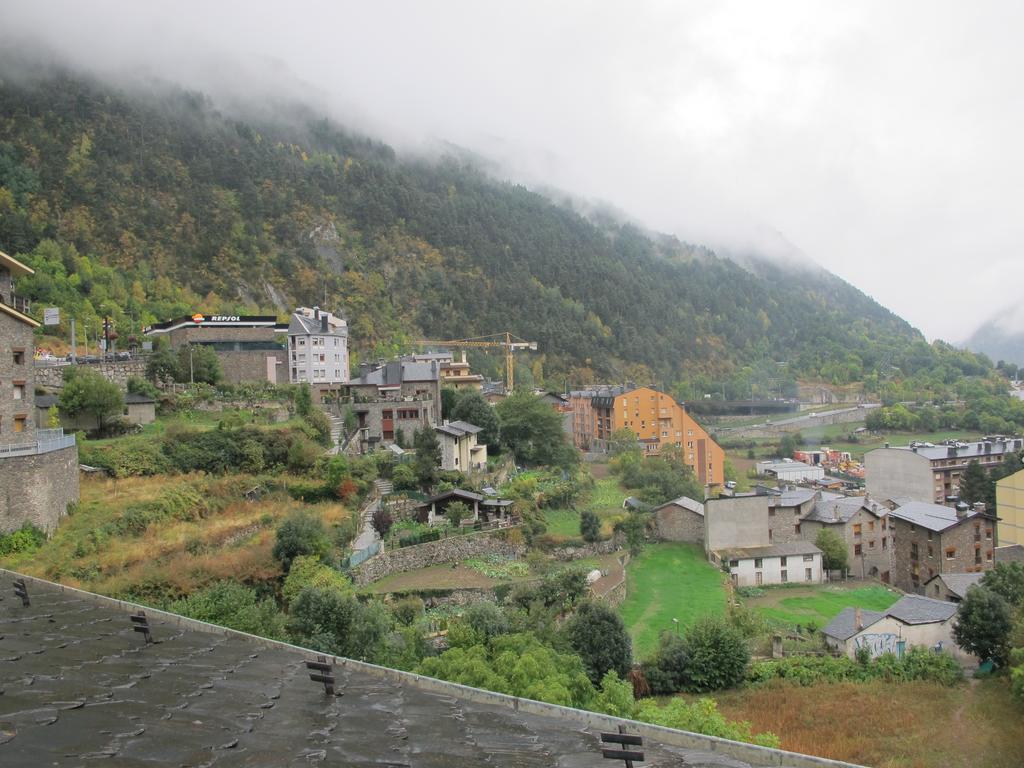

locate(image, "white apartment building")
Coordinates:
288 307 349 400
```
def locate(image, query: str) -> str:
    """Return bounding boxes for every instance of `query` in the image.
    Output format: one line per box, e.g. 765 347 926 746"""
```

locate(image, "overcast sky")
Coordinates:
4 1 1023 343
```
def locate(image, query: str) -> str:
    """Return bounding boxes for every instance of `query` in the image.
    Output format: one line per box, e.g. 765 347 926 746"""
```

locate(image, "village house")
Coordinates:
570 384 724 488
34 392 157 432
288 307 349 401
343 358 441 453
718 542 824 587
923 572 985 603
799 494 892 582
435 419 488 471
0 250 79 534
887 500 998 594
866 437 1023 504
652 495 705 544
822 594 971 663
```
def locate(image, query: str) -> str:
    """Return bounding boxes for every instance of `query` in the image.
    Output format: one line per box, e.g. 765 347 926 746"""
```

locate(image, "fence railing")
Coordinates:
343 540 381 569
0 429 76 458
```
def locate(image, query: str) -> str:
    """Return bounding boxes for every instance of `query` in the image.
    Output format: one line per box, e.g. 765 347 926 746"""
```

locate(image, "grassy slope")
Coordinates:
744 584 900 629
619 543 727 659
544 473 629 543
1 474 350 601
710 678 1023 768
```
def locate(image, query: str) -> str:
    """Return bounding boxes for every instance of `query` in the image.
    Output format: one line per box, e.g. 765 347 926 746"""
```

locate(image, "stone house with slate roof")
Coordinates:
888 500 998 594
652 496 705 544
343 358 441 454
799 494 892 582
435 419 487 471
822 594 971 662
924 571 985 603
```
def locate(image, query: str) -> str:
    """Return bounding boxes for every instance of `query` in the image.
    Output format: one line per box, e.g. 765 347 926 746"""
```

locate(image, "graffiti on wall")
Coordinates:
853 633 900 658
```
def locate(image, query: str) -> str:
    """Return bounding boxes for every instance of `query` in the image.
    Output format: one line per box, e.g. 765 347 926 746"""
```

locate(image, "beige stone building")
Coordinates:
996 467 1024 545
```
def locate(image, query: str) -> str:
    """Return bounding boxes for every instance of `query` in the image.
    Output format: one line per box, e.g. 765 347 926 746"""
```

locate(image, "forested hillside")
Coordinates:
0 61 999 392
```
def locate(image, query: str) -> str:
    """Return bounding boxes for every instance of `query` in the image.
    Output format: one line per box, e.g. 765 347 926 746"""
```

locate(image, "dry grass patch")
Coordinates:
710 678 1023 768
2 474 352 602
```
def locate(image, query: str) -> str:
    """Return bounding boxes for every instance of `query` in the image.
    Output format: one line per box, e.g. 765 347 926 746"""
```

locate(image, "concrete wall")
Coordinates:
350 529 525 586
654 503 705 544
864 448 934 503
705 495 770 552
996 468 1024 546
0 444 79 533
841 615 973 664
1 313 35 444
218 349 286 384
33 360 147 391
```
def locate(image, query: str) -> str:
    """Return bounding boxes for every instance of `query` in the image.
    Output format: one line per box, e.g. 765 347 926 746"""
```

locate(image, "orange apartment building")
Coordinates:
570 385 725 488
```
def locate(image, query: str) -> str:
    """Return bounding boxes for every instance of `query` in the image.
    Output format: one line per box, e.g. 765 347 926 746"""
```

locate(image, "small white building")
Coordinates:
288 307 349 400
756 459 826 483
718 541 823 587
822 594 971 662
435 420 488 471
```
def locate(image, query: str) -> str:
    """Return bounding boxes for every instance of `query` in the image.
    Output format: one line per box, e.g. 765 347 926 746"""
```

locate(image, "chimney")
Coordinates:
956 502 969 519
314 306 320 320
833 505 840 521
321 314 328 332
855 607 863 631
973 502 986 514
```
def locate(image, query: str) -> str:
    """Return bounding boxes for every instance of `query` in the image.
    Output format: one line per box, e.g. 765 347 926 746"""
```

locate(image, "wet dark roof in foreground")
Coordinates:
0 572 810 768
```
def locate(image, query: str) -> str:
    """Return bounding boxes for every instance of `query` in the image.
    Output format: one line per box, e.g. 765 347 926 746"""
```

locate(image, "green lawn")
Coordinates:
619 543 728 659
544 508 582 538
589 475 628 514
744 584 900 629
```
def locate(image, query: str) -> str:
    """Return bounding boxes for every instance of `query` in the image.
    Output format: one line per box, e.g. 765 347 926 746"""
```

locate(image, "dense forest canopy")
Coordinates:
0 60 1004 397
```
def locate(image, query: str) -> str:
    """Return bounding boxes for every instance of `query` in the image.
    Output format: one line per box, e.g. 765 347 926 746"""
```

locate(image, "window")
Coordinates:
755 572 763 586
781 570 788 583
869 539 876 549
14 415 27 433
729 559 739 568
882 536 887 549
986 528 993 540
911 542 919 560
780 556 788 567
768 507 776 517
987 550 994 562
853 524 862 537
768 529 773 543
945 547 956 560
927 544 933 558
794 523 801 534
13 348 25 365
13 382 25 400
803 554 814 562
975 548 982 565
805 567 813 581
754 558 763 569
854 543 862 556
868 521 875 532
927 531 933 541
298 337 306 346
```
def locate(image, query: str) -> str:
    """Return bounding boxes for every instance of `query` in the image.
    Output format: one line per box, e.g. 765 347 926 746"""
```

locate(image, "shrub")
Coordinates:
391 596 425 627
641 633 689 695
169 581 287 639
0 523 46 555
282 555 352 605
288 586 393 662
680 615 750 692
748 648 962 687
579 510 601 542
273 512 332 572
287 436 321 472
635 698 779 748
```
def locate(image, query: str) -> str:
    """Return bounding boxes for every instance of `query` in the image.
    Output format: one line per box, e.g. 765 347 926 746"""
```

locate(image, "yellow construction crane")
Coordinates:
413 332 538 393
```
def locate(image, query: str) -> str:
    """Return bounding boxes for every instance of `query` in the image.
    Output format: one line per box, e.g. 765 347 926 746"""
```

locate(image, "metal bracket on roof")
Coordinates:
13 579 30 607
130 611 153 644
600 725 644 767
305 655 337 696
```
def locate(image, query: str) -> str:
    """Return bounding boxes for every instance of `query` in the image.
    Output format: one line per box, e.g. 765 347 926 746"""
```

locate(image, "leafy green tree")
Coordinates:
608 427 638 456
615 511 648 555
294 384 313 418
778 433 799 459
958 460 990 506
282 554 353 605
815 527 848 574
451 390 501 449
563 601 633 684
680 615 749 692
272 512 332 572
444 500 471 527
46 404 60 428
440 387 460 419
288 586 393 662
953 586 1013 666
170 581 287 639
146 339 180 383
579 510 601 542
126 375 159 399
391 463 417 491
59 366 125 434
412 426 441 490
177 344 222 384
641 632 689 695
980 563 1024 608
495 392 577 468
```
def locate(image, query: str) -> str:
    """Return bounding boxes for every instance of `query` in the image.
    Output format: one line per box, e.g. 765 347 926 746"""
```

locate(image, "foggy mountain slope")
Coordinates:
0 64 933 385
964 316 1024 368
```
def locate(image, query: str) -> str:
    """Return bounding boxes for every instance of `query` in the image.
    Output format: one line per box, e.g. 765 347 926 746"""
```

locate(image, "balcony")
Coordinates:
1 293 32 315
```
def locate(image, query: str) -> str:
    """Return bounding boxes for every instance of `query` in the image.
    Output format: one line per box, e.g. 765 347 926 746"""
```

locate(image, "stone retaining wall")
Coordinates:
0 444 79 534
34 361 147 391
549 537 622 561
350 529 526 586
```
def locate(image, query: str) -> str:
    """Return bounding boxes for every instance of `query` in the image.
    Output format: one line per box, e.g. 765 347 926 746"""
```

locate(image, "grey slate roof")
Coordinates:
925 572 985 599
447 420 483 434
822 607 886 640
719 542 823 560
125 392 156 404
349 360 440 387
1 571 772 768
886 594 958 624
889 501 984 532
34 393 59 409
655 496 705 517
802 495 887 524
